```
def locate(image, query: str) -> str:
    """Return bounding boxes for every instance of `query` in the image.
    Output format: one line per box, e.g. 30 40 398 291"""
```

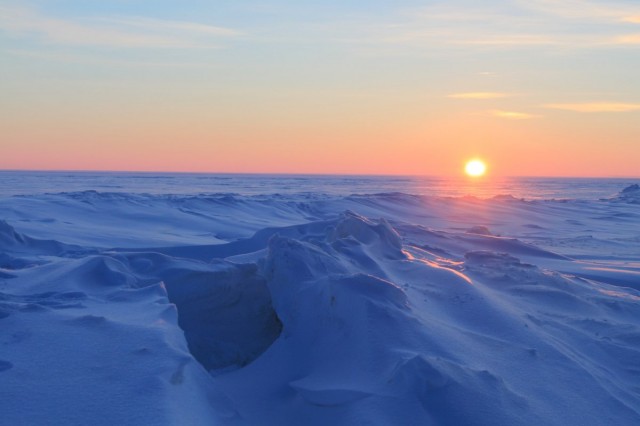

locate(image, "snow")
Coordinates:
613 184 640 204
1 184 640 425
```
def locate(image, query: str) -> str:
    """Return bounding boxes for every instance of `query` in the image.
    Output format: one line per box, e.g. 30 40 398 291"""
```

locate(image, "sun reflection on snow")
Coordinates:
598 289 640 301
403 249 473 285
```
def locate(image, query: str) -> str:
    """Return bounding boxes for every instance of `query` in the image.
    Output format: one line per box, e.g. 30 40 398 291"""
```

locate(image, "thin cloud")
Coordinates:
520 0 640 23
516 1 640 46
263 1 640 53
545 103 640 112
4 48 221 68
457 35 561 46
613 34 640 44
349 0 640 50
490 110 538 119
448 92 511 100
98 17 241 37
0 5 240 48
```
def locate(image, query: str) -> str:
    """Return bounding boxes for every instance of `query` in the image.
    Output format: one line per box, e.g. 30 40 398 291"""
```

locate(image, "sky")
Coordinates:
1 0 639 176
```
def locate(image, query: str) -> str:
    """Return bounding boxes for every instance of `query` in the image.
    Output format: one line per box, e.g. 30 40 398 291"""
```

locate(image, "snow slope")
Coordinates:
1 187 639 425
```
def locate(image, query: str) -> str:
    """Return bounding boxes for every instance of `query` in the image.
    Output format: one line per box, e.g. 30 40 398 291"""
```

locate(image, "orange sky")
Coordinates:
2 1 640 176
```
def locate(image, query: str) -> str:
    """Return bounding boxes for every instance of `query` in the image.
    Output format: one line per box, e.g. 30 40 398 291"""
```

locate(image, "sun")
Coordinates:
465 159 487 177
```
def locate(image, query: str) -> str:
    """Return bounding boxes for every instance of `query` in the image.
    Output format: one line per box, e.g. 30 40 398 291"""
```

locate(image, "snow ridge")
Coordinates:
1 188 640 425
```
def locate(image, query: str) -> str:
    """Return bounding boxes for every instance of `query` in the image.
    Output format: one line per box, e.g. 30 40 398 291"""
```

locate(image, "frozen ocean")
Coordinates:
1 171 639 425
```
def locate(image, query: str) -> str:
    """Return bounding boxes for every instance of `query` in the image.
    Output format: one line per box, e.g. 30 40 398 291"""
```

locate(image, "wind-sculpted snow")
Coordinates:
612 184 640 204
1 187 640 425
0 219 86 257
111 253 283 373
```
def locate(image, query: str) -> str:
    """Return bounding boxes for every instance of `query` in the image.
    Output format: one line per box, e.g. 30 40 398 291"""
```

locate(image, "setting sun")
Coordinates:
465 159 487 177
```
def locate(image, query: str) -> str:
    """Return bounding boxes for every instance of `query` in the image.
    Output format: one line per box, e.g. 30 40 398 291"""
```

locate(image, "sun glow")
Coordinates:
465 159 487 177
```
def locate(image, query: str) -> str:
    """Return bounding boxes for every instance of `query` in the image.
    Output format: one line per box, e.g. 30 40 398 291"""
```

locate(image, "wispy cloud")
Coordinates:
334 0 640 50
454 35 562 46
490 110 538 119
513 1 640 46
518 0 640 23
448 92 511 100
613 34 640 44
545 103 640 112
4 48 221 68
98 17 240 37
0 5 241 48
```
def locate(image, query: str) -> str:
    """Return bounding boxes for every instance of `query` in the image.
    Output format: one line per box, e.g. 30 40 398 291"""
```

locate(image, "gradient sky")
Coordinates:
1 0 639 176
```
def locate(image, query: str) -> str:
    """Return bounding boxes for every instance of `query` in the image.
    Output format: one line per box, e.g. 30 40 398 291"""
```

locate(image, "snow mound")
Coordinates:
465 225 493 235
119 254 282 373
0 219 83 256
0 263 235 425
211 214 640 425
614 184 640 204
2 188 640 425
328 211 404 258
0 252 33 270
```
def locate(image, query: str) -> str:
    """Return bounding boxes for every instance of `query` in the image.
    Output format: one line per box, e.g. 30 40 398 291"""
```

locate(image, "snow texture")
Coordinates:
1 183 640 425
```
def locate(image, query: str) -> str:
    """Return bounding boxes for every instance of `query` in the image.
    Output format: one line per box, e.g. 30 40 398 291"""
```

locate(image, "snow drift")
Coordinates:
1 187 639 425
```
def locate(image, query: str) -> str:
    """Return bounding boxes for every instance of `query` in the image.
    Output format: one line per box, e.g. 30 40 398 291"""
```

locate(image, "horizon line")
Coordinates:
0 168 639 180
